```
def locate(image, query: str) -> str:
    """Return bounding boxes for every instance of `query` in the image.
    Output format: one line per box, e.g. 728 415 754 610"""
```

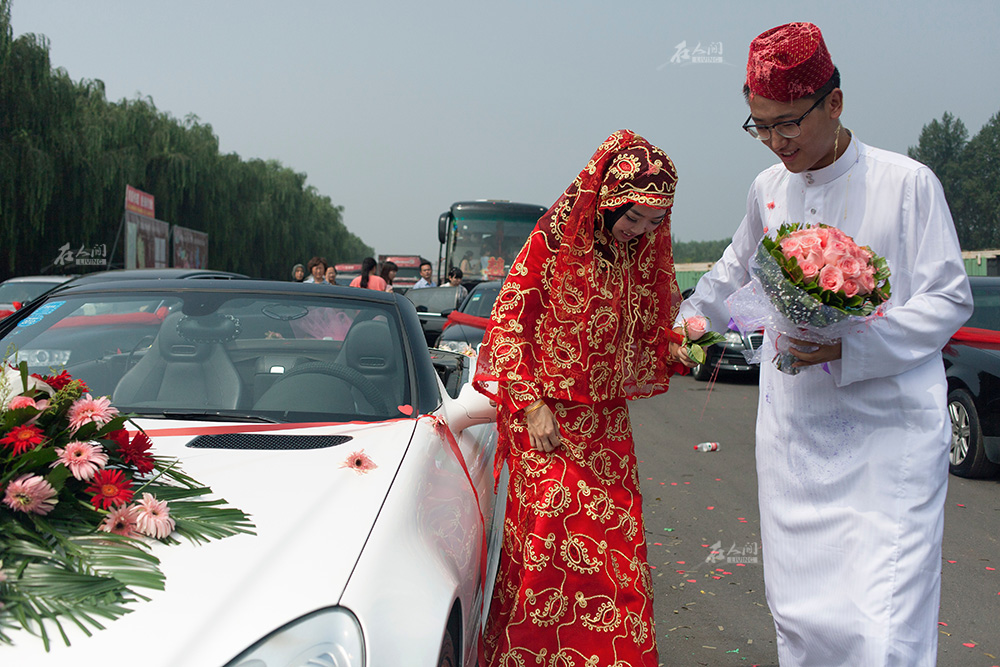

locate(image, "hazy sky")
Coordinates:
11 1 1000 265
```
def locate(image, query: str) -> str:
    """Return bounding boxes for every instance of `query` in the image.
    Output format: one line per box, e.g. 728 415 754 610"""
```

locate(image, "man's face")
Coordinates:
420 264 432 280
747 90 842 173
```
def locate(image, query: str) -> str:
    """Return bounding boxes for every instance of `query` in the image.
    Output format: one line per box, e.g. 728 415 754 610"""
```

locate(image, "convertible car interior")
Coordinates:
9 293 413 422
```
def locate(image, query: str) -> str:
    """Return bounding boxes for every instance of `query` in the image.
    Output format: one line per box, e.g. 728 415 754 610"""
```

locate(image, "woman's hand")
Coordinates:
524 400 562 453
668 326 698 368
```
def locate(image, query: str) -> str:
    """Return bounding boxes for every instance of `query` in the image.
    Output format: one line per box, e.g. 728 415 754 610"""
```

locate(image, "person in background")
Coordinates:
324 265 338 285
380 261 398 292
474 130 685 666
349 257 387 291
676 22 972 665
303 256 328 284
412 260 436 288
445 266 467 300
459 250 476 275
291 263 306 282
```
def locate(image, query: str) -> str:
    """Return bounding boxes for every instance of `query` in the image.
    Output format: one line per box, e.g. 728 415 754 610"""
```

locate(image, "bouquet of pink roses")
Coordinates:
0 361 254 649
727 223 891 374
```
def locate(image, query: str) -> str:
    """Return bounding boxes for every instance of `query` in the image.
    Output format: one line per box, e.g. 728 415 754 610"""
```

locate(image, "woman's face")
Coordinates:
610 204 666 244
325 267 337 283
448 275 462 286
294 267 305 280
311 264 325 280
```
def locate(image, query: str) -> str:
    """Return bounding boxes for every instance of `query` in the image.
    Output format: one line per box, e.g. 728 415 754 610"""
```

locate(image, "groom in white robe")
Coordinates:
674 22 973 666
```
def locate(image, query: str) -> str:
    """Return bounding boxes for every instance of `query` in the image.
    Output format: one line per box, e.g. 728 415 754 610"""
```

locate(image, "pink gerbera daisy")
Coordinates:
3 474 58 515
340 449 378 475
133 493 175 539
67 394 119 432
99 504 139 536
52 441 109 481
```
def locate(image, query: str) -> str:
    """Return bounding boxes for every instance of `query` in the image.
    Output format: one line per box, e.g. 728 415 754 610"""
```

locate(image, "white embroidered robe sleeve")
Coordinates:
679 135 972 666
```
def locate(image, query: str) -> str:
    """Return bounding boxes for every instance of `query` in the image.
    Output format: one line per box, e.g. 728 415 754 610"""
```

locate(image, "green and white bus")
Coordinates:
436 200 547 286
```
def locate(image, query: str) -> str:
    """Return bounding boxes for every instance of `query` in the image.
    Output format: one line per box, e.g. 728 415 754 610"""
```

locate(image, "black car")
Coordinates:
434 280 502 354
945 276 1000 478
402 284 465 347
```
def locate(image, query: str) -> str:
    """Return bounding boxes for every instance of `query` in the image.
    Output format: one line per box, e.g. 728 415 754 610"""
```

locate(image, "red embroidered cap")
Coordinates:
746 22 835 102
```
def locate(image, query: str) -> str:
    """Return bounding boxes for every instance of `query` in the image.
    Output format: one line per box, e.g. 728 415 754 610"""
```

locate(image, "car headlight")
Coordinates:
224 607 365 667
436 340 475 356
19 349 71 367
724 331 744 345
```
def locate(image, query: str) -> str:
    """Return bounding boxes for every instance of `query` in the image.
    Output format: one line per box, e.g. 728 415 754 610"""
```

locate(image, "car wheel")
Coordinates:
948 388 1000 478
436 627 458 667
692 360 713 381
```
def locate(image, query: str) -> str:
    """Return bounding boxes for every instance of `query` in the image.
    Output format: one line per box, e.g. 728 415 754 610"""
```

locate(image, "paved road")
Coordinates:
631 372 1000 667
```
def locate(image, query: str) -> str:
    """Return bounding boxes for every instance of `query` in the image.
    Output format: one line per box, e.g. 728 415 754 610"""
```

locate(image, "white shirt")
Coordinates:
680 135 972 665
412 278 436 289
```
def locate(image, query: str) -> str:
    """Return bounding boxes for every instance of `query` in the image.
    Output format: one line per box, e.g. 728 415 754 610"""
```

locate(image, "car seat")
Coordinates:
113 311 243 409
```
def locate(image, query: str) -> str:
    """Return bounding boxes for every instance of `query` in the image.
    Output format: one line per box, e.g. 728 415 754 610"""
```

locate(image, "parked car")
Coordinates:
435 280 502 355
403 284 466 347
680 288 763 381
0 279 501 666
945 276 1000 478
0 274 74 318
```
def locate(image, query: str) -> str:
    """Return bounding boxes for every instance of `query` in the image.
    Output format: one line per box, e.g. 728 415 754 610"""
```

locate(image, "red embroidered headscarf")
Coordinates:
746 22 835 102
476 130 683 410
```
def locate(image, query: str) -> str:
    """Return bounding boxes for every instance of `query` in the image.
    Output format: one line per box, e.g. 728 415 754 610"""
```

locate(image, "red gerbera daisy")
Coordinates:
32 370 81 392
1 424 45 456
86 469 134 509
118 431 155 474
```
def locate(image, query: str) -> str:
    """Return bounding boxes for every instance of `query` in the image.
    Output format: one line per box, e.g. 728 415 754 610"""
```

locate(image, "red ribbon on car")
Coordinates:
949 326 1000 350
441 310 490 332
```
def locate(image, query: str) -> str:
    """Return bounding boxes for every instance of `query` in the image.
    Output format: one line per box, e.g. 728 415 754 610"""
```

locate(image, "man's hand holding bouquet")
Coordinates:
727 222 891 374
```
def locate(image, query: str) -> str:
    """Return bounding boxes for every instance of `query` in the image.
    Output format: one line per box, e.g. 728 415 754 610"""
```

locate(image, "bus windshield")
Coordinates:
440 202 546 284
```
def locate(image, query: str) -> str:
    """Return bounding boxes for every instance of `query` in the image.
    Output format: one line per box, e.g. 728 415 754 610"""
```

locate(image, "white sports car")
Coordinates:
0 279 501 666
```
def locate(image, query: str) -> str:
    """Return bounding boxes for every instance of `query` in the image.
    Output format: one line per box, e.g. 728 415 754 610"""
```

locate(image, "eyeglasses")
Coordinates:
742 91 831 141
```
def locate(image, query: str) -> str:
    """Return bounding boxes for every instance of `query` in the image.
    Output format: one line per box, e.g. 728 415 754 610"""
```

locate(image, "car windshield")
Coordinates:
968 281 1000 331
0 280 63 305
2 290 411 422
404 285 462 314
461 284 501 318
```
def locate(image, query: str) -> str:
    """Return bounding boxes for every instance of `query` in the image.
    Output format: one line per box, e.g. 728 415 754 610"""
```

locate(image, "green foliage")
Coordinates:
909 109 1000 250
672 237 731 263
0 0 373 280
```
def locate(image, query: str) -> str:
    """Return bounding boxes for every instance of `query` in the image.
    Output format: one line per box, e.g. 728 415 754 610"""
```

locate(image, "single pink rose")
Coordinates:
7 396 38 411
822 239 850 266
684 316 709 340
858 269 875 294
780 235 803 260
799 258 821 280
854 245 874 262
814 226 831 247
841 279 861 298
796 230 823 251
836 254 863 279
819 265 845 293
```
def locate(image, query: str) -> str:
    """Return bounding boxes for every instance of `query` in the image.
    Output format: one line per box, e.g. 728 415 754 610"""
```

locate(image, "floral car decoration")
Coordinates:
0 361 254 649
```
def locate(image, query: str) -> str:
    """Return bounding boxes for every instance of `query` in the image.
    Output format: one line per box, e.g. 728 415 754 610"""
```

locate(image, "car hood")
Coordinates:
10 417 418 666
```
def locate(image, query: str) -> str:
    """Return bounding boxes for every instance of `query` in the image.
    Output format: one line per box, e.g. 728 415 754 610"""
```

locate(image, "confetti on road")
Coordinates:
987 567 996 571
947 560 957 564
963 642 977 648
957 503 966 507
706 506 715 510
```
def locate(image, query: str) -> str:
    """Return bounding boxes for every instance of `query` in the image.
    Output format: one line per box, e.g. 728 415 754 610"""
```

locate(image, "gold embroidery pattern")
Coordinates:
484 399 658 666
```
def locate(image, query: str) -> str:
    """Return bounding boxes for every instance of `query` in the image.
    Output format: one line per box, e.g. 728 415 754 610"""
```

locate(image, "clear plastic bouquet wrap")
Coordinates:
726 223 891 374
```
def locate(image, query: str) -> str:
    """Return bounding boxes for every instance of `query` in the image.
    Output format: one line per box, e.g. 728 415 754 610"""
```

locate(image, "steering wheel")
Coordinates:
125 334 156 371
270 362 390 414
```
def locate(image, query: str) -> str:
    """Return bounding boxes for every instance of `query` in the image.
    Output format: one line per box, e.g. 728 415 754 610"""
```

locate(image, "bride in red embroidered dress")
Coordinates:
475 130 687 666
